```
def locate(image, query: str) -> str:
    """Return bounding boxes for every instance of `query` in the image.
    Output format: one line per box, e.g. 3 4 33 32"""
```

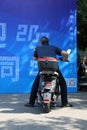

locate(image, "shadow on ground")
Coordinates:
0 115 86 130
0 91 87 114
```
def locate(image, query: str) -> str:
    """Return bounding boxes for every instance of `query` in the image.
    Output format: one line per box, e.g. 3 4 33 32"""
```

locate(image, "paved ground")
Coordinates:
0 91 87 130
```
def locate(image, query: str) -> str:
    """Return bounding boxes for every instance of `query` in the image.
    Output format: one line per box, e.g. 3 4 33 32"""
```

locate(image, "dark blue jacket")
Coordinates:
34 44 62 58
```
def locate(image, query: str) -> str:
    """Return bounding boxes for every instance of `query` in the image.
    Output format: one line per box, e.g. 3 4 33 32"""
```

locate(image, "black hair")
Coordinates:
40 36 49 45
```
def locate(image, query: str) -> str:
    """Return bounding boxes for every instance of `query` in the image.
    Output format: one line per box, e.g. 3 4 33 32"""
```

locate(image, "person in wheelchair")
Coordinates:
25 36 72 107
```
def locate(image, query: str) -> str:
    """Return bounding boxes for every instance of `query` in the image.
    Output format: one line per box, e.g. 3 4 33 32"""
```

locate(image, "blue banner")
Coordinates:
0 0 77 93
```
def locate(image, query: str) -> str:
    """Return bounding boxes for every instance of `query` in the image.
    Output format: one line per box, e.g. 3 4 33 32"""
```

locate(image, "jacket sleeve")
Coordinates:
33 46 38 58
55 46 62 56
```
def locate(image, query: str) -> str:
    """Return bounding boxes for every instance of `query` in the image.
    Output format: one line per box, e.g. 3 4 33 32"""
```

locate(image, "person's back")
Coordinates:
35 45 61 58
34 36 62 59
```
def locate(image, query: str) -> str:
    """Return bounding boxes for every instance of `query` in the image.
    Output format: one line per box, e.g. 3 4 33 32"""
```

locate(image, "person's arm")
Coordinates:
33 46 38 60
61 50 68 61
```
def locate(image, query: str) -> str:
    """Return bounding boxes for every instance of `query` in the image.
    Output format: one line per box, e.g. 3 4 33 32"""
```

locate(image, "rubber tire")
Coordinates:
44 103 51 113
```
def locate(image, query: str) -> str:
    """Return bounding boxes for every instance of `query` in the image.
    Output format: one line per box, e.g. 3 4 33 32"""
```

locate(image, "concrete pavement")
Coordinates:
0 91 87 130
